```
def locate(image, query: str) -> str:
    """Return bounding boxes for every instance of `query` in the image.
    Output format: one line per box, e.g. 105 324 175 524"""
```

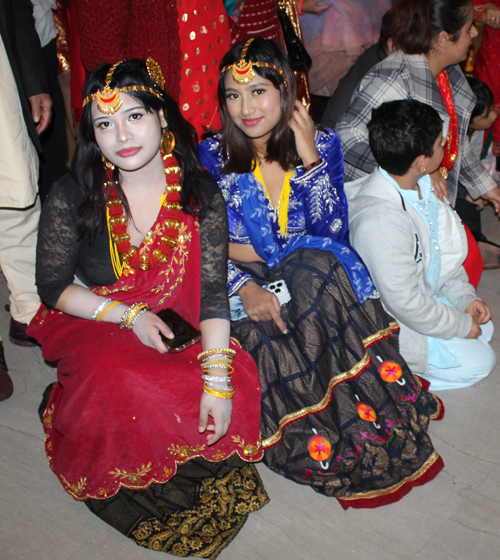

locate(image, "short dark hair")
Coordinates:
74 59 207 240
217 37 300 173
391 0 472 54
467 77 495 120
367 100 443 176
379 9 393 49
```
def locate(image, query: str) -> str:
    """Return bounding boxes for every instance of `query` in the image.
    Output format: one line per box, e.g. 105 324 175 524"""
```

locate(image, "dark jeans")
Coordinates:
38 39 69 203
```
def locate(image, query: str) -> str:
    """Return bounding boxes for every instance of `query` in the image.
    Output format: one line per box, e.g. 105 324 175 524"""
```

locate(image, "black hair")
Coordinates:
467 76 495 120
379 9 393 50
367 99 443 176
391 0 472 54
217 37 300 174
73 58 208 241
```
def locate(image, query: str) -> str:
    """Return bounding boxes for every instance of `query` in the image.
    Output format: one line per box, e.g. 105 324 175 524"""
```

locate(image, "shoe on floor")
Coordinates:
0 340 13 401
9 318 38 347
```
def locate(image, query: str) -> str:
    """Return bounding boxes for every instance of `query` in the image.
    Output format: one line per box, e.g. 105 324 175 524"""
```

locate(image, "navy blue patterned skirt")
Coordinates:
232 249 444 509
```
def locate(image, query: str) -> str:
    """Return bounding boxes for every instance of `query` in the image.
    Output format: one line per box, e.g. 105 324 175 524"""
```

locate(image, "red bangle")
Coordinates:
298 0 305 15
304 158 323 172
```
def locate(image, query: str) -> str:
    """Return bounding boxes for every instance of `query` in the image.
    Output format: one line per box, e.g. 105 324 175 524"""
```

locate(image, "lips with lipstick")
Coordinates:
241 118 262 127
116 147 141 158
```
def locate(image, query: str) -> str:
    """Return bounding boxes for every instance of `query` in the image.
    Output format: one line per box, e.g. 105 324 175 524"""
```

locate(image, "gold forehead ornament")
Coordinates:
83 57 165 114
221 38 288 90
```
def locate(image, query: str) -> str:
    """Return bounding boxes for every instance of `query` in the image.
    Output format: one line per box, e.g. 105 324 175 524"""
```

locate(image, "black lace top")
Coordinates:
36 173 230 322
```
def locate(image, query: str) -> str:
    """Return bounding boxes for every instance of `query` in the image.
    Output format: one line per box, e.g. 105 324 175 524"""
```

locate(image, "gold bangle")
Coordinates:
97 300 122 321
203 385 234 399
119 302 149 329
197 348 236 361
201 360 233 368
201 365 235 375
125 303 149 328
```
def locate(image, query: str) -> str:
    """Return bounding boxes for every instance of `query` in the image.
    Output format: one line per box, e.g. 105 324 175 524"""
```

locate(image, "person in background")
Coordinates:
337 0 500 212
298 0 391 120
0 0 51 401
72 0 232 138
472 1 500 165
321 8 394 129
348 99 496 391
32 0 69 203
455 77 500 268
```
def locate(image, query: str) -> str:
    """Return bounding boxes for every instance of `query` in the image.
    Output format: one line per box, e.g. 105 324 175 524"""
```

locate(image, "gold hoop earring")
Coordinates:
101 154 115 171
160 129 175 155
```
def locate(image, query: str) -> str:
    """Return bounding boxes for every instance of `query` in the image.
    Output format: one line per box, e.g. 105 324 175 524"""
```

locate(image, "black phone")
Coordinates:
156 308 201 352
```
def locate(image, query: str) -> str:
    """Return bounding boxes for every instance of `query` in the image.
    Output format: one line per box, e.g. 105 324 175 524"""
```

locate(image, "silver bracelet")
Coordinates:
119 305 133 328
199 353 230 362
201 374 233 383
203 380 234 391
201 362 232 370
91 298 113 321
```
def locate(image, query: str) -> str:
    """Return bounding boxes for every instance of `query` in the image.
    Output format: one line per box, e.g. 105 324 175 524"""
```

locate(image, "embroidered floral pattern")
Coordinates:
128 465 269 558
231 435 261 458
61 475 87 497
108 463 153 484
168 443 206 459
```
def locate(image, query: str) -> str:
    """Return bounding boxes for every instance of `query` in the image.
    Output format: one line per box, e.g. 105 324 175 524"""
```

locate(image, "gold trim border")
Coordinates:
262 352 372 448
261 321 405 450
337 450 441 502
54 441 264 502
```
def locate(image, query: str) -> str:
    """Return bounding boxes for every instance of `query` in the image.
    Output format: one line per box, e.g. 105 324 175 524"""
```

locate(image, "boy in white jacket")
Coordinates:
347 99 496 390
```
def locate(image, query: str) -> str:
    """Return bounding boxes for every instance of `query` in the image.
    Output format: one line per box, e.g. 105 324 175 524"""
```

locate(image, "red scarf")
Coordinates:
437 70 459 180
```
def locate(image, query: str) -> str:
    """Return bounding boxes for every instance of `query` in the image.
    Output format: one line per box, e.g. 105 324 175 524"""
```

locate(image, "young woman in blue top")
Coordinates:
199 37 444 509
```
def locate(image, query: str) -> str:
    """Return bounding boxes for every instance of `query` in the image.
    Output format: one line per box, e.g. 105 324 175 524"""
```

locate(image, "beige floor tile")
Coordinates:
1 205 500 559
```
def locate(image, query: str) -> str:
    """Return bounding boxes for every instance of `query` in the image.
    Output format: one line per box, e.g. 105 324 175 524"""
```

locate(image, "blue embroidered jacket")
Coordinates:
199 129 375 302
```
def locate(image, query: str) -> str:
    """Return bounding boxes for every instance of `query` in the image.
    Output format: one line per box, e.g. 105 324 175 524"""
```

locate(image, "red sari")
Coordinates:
28 206 264 503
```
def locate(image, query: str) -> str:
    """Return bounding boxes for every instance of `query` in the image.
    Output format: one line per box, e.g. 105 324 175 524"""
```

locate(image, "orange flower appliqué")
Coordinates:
356 403 377 422
378 361 403 383
308 435 332 462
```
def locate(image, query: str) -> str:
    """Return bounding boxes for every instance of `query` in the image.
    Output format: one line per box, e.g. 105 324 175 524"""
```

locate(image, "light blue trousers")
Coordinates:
426 320 497 391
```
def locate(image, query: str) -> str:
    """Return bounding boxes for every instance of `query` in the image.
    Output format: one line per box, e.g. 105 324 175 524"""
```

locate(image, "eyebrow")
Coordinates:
225 82 269 93
93 105 144 122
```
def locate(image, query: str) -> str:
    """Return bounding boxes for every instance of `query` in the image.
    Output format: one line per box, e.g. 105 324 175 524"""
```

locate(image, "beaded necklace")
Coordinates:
436 70 459 180
105 153 183 273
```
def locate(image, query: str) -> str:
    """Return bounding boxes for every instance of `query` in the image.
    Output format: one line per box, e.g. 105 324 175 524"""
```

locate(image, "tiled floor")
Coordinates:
1 209 499 560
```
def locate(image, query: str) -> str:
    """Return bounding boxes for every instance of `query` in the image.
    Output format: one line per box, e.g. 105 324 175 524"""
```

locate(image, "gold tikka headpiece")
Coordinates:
221 38 288 90
82 57 165 114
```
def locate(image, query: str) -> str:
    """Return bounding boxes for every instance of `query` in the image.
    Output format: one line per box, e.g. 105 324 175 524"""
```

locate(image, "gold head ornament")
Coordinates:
221 38 288 90
83 57 165 114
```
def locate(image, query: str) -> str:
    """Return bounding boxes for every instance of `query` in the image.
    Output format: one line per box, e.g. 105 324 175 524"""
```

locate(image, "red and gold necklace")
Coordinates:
105 153 183 273
437 69 459 180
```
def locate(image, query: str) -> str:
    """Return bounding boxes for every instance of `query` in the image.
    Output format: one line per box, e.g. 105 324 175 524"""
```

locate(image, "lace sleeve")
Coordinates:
36 177 81 308
199 180 230 323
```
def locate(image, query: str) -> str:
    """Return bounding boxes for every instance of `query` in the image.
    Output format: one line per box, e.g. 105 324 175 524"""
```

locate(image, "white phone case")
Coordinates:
229 279 291 321
264 280 291 306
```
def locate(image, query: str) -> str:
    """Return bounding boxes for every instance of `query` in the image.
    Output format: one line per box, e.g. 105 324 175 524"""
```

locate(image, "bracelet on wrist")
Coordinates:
201 364 235 375
297 0 305 15
197 348 236 361
303 158 323 172
119 302 150 329
129 306 149 328
92 298 113 321
203 385 234 399
202 374 233 383
97 300 122 322
203 380 234 391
